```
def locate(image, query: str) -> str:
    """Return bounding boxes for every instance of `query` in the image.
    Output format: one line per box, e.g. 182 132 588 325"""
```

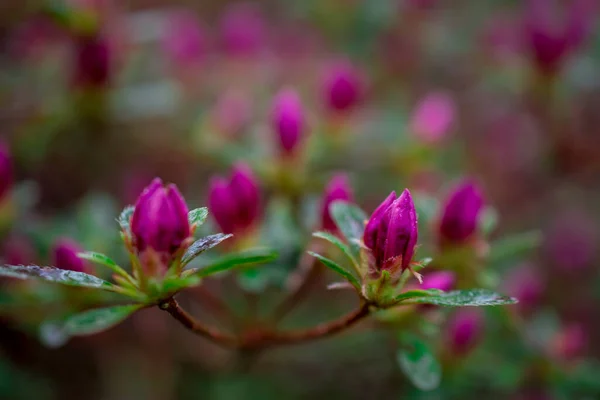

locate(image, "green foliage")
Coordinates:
308 251 361 291
330 201 368 260
181 233 233 266
191 249 279 278
0 265 115 291
188 207 209 226
61 304 142 336
397 333 442 391
402 289 518 307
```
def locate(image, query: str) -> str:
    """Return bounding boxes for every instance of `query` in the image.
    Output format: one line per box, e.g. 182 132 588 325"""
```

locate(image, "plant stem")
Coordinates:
160 297 371 350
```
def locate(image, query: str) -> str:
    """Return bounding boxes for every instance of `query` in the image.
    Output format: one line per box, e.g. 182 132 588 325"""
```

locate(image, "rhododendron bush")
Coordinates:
1 0 599 399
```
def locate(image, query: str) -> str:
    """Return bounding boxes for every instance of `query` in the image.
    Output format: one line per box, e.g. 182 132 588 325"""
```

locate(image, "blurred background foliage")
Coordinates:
1 0 600 399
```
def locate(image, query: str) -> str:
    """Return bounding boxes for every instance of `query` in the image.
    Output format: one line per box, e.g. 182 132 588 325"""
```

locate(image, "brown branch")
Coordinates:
160 297 371 350
159 298 238 348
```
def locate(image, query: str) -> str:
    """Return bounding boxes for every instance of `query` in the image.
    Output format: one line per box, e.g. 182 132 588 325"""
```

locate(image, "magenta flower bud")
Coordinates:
504 264 544 313
271 89 305 157
162 10 207 67
422 271 455 292
551 323 587 361
439 181 484 244
322 60 363 114
212 89 252 137
130 178 191 257
52 238 90 274
2 236 35 266
219 2 266 56
447 309 484 355
363 189 418 275
320 174 354 232
73 33 111 88
524 0 594 76
0 142 13 201
208 164 260 236
409 92 455 144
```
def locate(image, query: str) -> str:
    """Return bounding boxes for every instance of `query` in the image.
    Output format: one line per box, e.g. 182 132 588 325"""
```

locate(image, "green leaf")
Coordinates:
330 201 368 259
308 251 361 291
194 249 278 278
160 275 202 296
401 289 518 307
313 231 358 269
63 304 142 336
118 205 135 234
188 207 209 226
489 231 542 264
397 334 442 391
394 289 441 303
181 233 233 266
0 265 116 291
77 251 130 279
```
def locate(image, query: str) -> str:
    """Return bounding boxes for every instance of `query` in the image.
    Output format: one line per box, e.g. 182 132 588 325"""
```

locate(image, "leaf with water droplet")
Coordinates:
401 289 518 307
0 265 116 291
181 233 233 266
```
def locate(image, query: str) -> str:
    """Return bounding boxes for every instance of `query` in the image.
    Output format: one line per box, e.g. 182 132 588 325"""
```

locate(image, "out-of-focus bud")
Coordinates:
219 2 266 57
504 264 544 314
208 163 261 237
212 89 252 138
543 210 597 273
524 0 594 76
422 271 455 292
271 89 305 157
0 142 13 201
52 238 90 273
363 189 418 277
162 10 207 68
73 33 111 88
409 92 455 144
322 60 363 115
2 236 36 266
447 309 484 355
130 178 191 268
550 323 587 361
320 174 353 232
438 180 484 244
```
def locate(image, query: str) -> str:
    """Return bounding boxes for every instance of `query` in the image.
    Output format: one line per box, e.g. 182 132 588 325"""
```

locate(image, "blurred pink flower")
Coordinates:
321 59 364 115
504 264 544 313
524 0 597 75
409 92 455 144
543 210 597 272
1 236 36 266
447 309 484 355
162 10 207 67
72 33 112 88
212 89 252 137
219 2 267 57
550 323 587 361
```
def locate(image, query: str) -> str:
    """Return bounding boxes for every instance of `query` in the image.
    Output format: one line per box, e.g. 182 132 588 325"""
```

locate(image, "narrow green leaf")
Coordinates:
0 265 116 291
188 207 209 226
402 289 518 307
194 249 278 278
330 201 368 259
489 231 542 264
308 251 361 291
181 233 233 266
161 275 202 295
63 304 142 336
77 251 131 279
117 205 135 234
313 231 358 269
397 334 442 391
395 289 440 303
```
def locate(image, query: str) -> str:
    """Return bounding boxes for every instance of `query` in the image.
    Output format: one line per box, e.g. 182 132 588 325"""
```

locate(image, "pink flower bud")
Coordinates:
212 89 252 137
409 92 455 144
130 178 190 258
447 309 484 355
271 89 305 157
524 0 594 75
421 271 455 292
73 33 111 88
504 264 544 313
162 10 207 67
551 323 587 361
363 189 418 275
2 236 36 266
322 60 363 114
52 238 90 273
320 174 353 232
0 142 13 201
219 2 266 57
439 180 484 244
208 163 260 236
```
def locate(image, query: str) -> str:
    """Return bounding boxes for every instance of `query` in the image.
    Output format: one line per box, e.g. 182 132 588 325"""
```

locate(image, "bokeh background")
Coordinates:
1 0 600 399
